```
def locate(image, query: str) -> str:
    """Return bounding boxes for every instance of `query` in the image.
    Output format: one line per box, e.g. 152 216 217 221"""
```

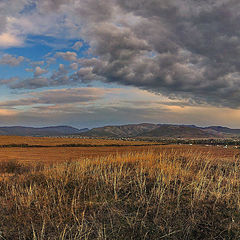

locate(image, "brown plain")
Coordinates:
1 135 240 239
0 135 237 164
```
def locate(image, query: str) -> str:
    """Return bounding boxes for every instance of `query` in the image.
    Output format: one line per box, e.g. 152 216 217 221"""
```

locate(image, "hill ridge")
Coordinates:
0 123 240 138
0 126 89 136
80 123 240 138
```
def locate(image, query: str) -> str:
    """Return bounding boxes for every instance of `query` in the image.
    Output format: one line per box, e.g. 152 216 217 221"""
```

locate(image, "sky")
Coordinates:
1 0 240 129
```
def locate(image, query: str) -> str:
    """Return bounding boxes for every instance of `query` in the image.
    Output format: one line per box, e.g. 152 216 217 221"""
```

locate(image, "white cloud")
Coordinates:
34 66 48 77
70 62 78 70
0 33 24 48
55 51 77 61
0 54 24 66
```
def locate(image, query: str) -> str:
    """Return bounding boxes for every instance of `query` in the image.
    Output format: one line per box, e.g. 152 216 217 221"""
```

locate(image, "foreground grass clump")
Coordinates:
1 150 240 239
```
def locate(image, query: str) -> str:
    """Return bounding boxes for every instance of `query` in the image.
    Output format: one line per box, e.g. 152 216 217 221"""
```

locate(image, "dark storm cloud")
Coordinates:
62 0 240 108
5 0 240 108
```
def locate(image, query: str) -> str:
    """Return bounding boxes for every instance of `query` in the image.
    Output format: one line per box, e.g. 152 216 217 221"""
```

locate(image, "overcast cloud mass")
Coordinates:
0 0 240 127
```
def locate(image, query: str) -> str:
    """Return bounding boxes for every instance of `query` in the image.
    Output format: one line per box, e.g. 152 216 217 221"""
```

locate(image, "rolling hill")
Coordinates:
0 123 240 138
81 123 218 138
80 123 159 137
203 126 240 137
139 125 215 138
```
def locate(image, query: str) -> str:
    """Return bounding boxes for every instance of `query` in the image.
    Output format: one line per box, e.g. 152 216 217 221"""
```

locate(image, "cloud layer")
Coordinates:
70 0 240 108
0 87 107 107
2 0 240 111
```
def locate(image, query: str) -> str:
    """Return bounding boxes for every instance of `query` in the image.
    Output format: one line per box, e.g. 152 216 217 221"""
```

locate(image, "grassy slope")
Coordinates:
83 124 218 138
139 125 214 138
81 123 158 137
0 150 240 239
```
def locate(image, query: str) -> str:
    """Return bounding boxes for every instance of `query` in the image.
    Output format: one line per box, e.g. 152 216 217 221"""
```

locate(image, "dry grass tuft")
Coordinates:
0 150 240 239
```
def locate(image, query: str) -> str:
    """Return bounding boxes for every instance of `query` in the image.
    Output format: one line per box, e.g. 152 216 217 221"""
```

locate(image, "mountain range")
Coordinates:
0 123 240 138
0 126 89 136
78 123 240 139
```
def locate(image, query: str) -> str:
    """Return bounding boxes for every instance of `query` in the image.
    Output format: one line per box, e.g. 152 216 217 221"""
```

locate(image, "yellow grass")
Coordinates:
0 142 237 165
0 140 240 239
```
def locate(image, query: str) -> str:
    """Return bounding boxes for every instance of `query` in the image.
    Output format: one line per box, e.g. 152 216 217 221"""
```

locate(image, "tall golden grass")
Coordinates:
0 149 240 239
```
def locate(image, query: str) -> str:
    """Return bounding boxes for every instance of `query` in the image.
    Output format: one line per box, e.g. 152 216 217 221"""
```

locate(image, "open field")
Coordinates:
0 142 238 165
1 136 240 239
0 135 155 147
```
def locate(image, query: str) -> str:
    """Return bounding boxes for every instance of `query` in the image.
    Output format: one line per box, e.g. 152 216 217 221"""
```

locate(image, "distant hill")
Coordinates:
138 125 215 138
0 126 89 136
203 126 240 136
1 123 240 138
81 123 158 137
81 123 218 138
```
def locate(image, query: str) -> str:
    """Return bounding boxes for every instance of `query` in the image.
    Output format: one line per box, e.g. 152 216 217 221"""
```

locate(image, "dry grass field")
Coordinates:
0 135 155 146
0 136 240 239
0 142 237 165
